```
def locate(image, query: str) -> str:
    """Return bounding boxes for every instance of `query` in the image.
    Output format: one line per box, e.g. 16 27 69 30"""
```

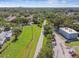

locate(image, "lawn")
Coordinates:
0 25 41 58
65 41 79 46
42 37 47 48
37 36 47 58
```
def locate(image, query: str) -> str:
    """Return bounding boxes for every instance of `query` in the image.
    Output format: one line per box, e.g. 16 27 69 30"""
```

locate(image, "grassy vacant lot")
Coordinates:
65 41 79 46
0 25 41 58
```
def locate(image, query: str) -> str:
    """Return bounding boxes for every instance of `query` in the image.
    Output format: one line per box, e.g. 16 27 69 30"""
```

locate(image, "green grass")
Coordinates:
0 36 15 52
65 41 79 46
42 37 47 48
0 25 41 58
37 37 47 58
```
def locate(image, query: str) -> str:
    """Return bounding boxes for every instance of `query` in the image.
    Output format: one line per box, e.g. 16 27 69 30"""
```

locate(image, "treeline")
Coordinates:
1 7 79 17
46 11 79 32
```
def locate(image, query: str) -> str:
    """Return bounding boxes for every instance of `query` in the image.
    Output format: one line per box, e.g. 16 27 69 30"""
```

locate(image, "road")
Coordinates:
33 20 46 58
53 32 72 58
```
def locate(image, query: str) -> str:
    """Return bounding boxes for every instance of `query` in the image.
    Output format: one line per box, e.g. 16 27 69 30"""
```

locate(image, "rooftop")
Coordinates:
0 30 12 45
60 27 78 34
5 16 16 21
0 32 6 45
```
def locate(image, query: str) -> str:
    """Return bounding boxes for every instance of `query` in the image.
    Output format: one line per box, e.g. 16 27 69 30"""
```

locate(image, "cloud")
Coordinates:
47 0 79 7
48 0 59 4
0 4 19 7
48 0 67 4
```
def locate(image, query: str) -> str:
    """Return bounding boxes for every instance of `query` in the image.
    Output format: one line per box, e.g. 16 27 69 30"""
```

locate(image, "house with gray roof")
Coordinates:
0 30 12 46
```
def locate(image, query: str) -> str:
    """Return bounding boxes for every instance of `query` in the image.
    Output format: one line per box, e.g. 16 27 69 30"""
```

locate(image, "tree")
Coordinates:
44 24 53 36
15 17 30 25
12 29 22 42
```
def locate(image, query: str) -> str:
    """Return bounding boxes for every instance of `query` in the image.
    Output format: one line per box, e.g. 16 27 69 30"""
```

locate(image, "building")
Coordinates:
0 30 12 46
5 16 16 21
5 30 12 40
59 27 79 40
0 32 6 46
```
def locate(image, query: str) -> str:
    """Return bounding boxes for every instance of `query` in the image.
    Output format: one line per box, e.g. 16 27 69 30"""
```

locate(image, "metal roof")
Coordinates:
60 27 78 34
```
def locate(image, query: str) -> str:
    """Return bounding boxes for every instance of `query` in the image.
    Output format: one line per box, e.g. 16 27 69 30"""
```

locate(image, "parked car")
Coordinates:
52 41 57 46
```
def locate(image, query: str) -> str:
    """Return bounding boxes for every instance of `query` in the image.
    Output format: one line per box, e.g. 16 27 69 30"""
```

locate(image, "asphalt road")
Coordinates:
33 20 46 58
53 32 72 58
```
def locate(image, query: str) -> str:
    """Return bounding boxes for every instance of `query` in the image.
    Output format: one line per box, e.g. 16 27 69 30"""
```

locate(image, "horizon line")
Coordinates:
0 6 79 8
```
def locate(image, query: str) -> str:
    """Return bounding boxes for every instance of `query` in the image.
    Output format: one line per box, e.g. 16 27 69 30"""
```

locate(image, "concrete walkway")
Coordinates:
33 20 46 58
53 32 72 58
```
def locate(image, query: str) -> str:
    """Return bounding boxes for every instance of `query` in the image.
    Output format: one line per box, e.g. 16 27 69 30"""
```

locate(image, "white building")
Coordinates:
59 27 79 40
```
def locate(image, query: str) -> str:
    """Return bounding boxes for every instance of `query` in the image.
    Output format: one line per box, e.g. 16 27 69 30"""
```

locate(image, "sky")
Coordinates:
0 0 79 7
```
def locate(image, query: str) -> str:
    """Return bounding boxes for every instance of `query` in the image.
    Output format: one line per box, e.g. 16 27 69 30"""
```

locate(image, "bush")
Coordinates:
37 23 42 28
33 19 40 24
47 34 52 39
44 24 53 36
38 47 53 58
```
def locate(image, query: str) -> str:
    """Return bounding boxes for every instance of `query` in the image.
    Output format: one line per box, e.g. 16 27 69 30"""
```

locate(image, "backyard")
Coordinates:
0 25 41 58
